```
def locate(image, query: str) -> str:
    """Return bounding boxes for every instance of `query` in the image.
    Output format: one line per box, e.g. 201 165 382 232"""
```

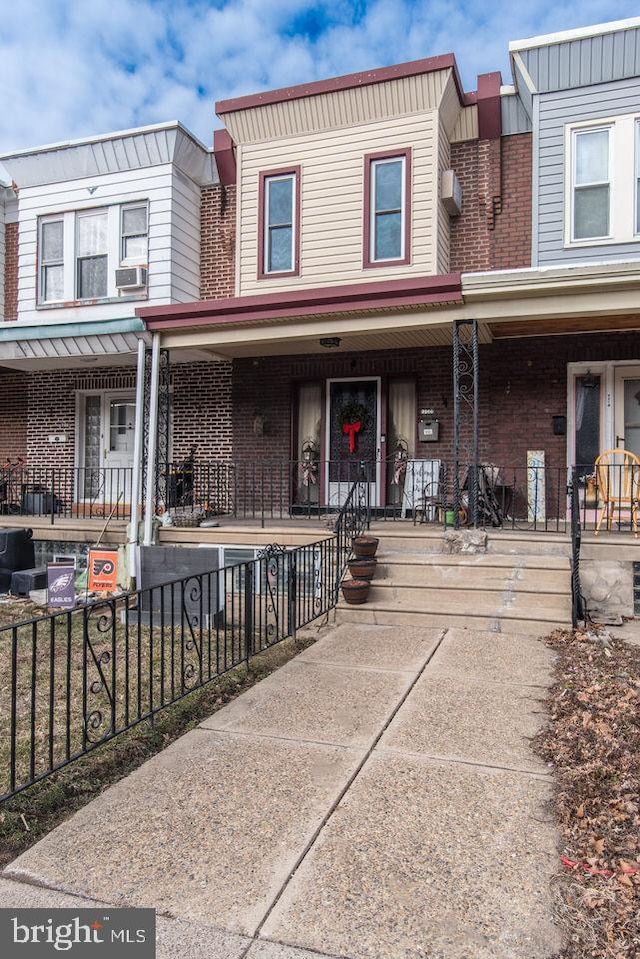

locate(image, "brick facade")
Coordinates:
3 221 18 321
0 369 27 461
229 330 640 478
200 184 236 299
171 360 233 462
450 133 532 273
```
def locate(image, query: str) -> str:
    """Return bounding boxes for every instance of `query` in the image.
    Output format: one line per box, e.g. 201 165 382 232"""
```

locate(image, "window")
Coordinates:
565 114 640 247
37 201 149 305
364 149 411 267
121 203 149 262
259 168 299 277
39 219 64 302
76 211 108 299
572 127 611 240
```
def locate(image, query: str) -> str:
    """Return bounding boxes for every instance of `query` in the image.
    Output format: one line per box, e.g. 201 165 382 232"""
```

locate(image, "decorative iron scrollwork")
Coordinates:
258 544 286 645
181 576 203 690
453 319 479 526
84 600 115 745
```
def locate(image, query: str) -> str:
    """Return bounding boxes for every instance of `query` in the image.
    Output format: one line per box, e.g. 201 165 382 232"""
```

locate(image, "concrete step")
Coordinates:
336 601 571 636
370 526 572 557
376 561 570 591
368 582 570 612
377 551 570 570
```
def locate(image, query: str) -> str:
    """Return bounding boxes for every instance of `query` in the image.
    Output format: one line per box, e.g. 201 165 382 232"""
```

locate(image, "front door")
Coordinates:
325 377 381 507
79 392 135 505
614 366 640 458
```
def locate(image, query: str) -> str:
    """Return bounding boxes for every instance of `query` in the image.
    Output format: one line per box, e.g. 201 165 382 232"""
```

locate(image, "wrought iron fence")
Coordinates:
333 477 371 593
0 536 339 803
0 465 133 522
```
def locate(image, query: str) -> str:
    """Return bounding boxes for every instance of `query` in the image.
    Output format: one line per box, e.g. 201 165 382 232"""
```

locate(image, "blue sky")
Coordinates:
0 0 638 153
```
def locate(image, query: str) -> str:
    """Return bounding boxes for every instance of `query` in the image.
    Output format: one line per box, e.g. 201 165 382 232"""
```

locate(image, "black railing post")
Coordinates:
288 551 297 639
244 562 254 663
570 467 584 627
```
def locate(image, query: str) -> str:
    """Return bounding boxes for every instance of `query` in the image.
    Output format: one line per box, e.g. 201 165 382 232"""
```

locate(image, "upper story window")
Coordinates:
364 149 411 268
566 115 640 247
38 201 149 305
76 211 108 299
258 167 300 278
40 219 64 302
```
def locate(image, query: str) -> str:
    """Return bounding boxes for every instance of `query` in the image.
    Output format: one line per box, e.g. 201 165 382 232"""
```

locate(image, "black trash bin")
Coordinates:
0 527 35 592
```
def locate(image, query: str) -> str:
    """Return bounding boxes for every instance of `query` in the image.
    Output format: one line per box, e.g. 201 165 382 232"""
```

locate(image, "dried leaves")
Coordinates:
535 628 640 958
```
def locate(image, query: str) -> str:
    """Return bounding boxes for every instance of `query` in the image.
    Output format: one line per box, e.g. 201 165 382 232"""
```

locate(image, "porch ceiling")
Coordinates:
187 320 494 359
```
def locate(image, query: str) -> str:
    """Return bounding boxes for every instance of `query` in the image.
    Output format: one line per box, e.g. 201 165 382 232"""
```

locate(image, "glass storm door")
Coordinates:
325 378 381 507
615 366 640 458
81 394 135 504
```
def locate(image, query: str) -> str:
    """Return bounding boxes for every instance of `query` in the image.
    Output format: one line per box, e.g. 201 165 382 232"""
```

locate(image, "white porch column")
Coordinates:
128 339 147 579
143 333 161 546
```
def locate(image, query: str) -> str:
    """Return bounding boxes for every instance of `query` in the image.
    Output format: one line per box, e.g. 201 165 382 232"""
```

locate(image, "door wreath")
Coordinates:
337 401 370 454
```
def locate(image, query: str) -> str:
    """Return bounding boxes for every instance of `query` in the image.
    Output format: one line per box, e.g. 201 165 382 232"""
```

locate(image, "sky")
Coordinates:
0 0 639 154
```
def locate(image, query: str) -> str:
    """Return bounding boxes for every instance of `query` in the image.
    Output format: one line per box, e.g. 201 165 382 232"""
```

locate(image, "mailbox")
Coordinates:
419 418 440 442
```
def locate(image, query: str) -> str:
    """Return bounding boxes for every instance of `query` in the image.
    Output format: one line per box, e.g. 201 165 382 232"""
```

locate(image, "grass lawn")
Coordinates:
0 593 320 867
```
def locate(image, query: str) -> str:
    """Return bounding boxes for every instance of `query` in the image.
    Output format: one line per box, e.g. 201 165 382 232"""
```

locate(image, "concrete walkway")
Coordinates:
2 624 560 959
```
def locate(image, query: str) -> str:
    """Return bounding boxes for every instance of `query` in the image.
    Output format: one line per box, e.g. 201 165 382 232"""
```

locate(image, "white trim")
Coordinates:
324 376 382 508
564 114 640 249
566 360 640 470
369 155 406 263
509 17 640 53
263 172 296 275
511 51 537 94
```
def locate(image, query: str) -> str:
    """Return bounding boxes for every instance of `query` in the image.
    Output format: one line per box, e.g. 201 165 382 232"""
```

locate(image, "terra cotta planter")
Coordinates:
341 578 370 605
352 536 379 558
347 557 377 581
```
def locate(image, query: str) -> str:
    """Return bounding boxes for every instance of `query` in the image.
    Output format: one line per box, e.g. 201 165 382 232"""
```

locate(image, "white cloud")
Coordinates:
0 0 637 152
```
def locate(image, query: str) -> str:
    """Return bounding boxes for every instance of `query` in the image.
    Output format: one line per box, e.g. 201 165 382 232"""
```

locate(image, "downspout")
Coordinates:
128 338 146 583
143 333 161 546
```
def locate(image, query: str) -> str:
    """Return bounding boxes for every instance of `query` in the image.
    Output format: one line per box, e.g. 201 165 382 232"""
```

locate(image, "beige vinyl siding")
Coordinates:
238 112 439 295
436 118 451 274
451 105 478 142
224 70 451 143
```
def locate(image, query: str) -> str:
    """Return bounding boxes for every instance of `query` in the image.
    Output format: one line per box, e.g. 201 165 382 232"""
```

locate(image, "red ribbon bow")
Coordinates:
342 420 362 454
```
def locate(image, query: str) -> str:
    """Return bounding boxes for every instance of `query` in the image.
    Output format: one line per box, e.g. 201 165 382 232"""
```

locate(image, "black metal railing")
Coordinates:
569 468 584 627
333 477 371 594
0 466 134 523
0 536 339 803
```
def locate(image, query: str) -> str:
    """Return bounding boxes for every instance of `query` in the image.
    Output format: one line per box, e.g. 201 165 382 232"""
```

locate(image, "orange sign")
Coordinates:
88 548 119 593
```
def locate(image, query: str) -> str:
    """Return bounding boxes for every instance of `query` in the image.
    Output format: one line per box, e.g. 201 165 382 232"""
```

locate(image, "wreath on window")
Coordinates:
336 401 370 454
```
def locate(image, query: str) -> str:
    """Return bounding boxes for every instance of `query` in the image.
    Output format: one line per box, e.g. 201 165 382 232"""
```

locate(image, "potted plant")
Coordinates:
352 535 379 558
347 556 377 581
341 578 370 604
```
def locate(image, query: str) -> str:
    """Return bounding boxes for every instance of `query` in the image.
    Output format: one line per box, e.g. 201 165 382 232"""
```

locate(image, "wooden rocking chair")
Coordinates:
594 449 640 537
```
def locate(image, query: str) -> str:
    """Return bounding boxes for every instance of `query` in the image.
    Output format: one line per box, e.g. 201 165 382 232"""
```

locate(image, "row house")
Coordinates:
0 18 639 576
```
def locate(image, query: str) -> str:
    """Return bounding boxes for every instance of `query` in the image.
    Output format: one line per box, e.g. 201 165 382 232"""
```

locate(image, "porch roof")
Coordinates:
137 274 462 333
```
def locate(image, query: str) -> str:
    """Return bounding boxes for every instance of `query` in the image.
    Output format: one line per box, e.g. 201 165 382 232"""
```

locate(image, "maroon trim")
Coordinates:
138 273 462 331
363 148 412 269
213 129 236 187
257 165 301 280
476 72 502 141
216 53 473 115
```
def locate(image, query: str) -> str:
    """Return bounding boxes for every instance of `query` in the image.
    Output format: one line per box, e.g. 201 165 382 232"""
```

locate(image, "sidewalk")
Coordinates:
2 623 561 958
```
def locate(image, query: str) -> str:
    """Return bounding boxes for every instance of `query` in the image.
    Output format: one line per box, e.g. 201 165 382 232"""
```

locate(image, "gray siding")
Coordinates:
535 76 640 266
501 93 532 135
521 26 640 93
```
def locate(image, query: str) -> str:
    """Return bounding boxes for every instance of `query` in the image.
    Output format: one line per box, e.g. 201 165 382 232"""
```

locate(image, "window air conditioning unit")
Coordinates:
115 266 147 291
441 169 462 216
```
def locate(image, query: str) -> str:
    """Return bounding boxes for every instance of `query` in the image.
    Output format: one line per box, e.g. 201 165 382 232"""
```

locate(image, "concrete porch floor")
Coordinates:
2 623 560 959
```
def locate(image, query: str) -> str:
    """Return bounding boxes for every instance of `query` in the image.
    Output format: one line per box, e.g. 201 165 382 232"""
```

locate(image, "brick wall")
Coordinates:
0 369 27 460
171 360 233 461
450 134 532 273
228 330 640 478
3 222 18 321
22 361 234 469
200 184 236 299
